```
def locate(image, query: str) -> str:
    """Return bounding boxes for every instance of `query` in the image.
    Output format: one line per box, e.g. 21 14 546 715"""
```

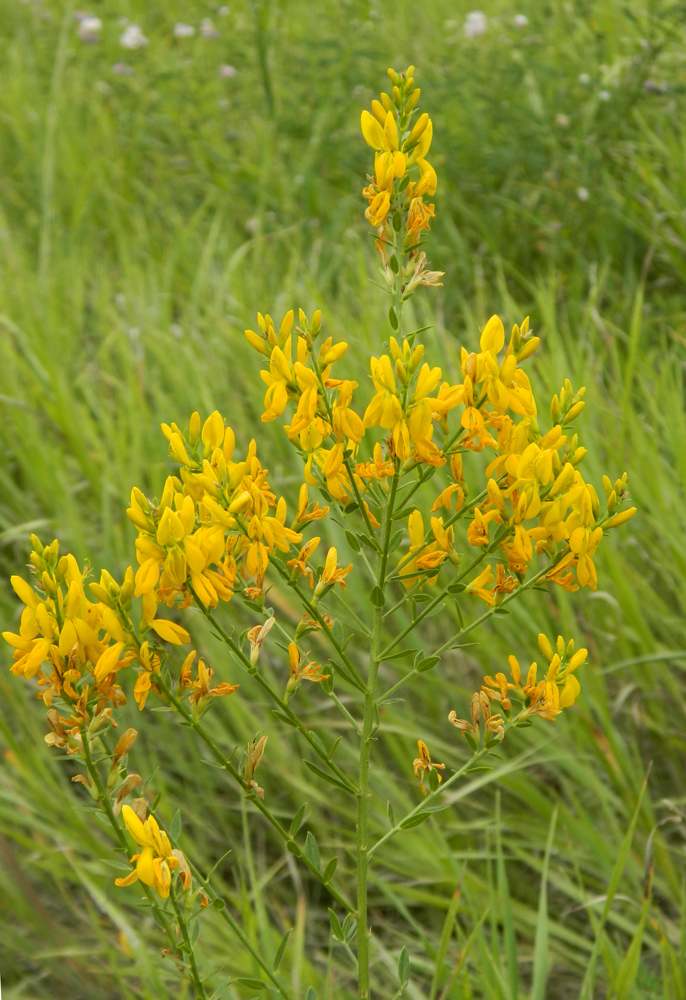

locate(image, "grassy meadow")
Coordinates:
1 0 686 997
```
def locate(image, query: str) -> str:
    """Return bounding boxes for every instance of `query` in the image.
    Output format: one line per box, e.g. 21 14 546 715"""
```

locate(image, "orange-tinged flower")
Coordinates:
412 739 445 795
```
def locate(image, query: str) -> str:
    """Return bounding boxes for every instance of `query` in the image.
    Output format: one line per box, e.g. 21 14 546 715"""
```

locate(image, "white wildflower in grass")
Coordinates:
464 11 487 38
220 64 237 78
200 18 219 38
77 16 101 41
579 72 591 84
556 113 570 127
120 24 148 49
112 62 134 75
174 23 195 38
577 187 589 201
599 89 611 101
218 5 230 14
513 14 528 27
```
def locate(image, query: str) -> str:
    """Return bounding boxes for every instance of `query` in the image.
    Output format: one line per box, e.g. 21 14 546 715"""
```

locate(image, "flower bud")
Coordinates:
517 336 540 361
538 633 553 661
189 411 201 445
405 88 420 111
604 506 637 528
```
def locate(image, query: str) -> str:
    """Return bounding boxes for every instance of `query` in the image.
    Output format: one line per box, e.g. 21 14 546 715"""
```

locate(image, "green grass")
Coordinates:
1 0 686 997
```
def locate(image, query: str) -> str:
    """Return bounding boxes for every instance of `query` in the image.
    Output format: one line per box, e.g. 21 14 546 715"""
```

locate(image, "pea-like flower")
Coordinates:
114 805 187 899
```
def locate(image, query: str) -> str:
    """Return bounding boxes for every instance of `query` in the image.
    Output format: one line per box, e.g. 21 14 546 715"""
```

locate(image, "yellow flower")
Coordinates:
286 642 330 697
315 547 353 595
412 740 445 795
287 537 321 588
178 650 239 708
114 804 187 899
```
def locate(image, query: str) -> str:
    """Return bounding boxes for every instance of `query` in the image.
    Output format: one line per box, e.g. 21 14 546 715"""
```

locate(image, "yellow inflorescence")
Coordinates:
2 67 639 913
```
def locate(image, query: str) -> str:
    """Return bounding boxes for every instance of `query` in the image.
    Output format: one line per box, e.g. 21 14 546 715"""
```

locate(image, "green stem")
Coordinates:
154 672 356 915
390 483 492 580
79 729 176 946
170 882 207 999
357 471 400 999
368 712 525 860
185 857 295 1000
267 609 362 733
188 588 355 793
269 562 367 690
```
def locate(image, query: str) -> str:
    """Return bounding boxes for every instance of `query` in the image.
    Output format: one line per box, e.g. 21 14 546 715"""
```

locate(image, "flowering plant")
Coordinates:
2 67 635 999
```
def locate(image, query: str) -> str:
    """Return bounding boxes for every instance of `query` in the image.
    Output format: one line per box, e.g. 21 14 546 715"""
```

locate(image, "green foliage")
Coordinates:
0 0 685 997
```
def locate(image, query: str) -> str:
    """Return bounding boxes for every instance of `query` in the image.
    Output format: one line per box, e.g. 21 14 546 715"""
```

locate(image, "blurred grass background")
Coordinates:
1 0 686 997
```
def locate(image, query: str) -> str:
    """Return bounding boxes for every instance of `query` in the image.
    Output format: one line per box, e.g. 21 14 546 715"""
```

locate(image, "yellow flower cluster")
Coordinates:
361 66 437 234
393 314 635 598
2 537 132 726
115 804 190 898
1 66 639 927
448 633 588 752
361 66 444 313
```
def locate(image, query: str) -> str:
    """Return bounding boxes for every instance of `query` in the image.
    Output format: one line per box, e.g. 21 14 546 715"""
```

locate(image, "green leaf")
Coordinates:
614 895 650 999
331 619 344 645
211 896 226 910
328 908 344 941
344 530 361 552
429 767 440 792
271 709 297 727
581 771 649 1000
370 586 386 608
289 803 307 839
99 858 134 872
342 913 356 942
464 732 478 753
496 794 518 1000
389 306 399 330
416 654 440 673
423 602 445 619
302 759 355 794
305 831 321 873
388 528 404 552
429 880 462 1000
322 856 338 884
398 945 410 985
531 806 558 1000
305 987 317 1000
170 808 181 842
389 253 399 274
286 840 302 857
273 928 292 972
387 801 395 827
234 978 267 991
400 812 429 830
447 581 466 593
